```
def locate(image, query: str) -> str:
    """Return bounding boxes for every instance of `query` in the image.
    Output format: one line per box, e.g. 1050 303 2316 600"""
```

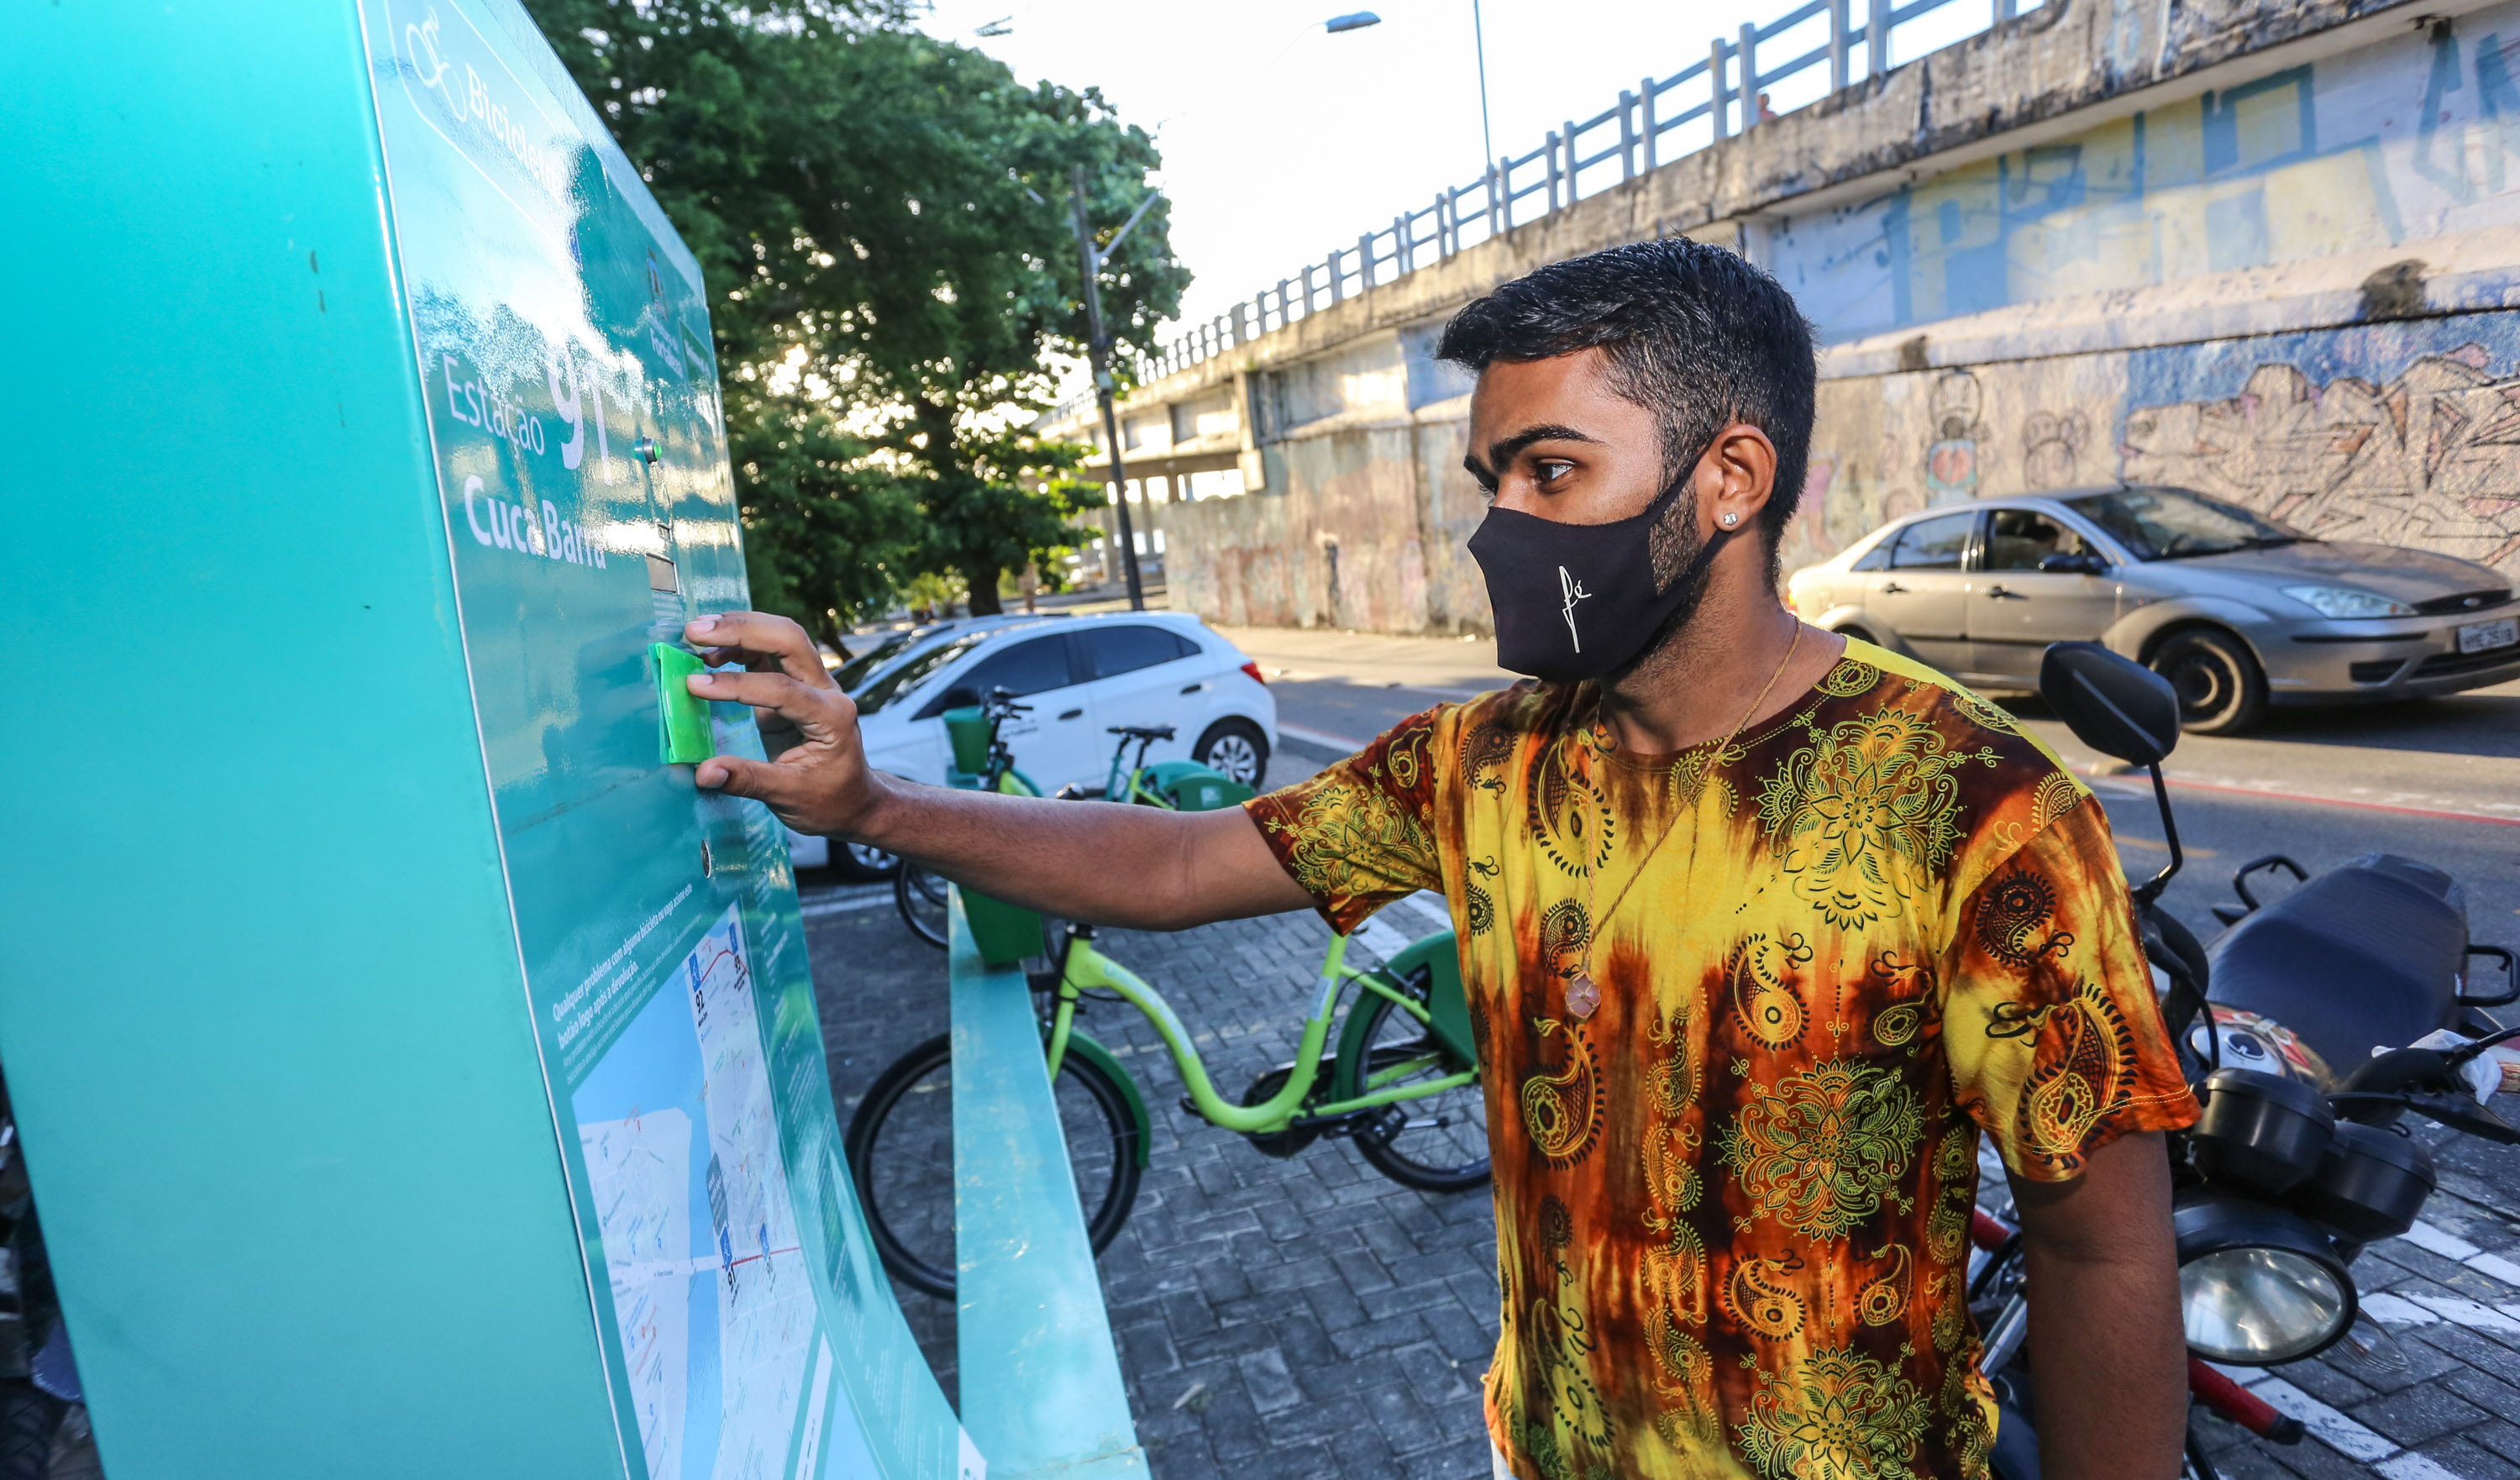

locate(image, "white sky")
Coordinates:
912 0 2003 333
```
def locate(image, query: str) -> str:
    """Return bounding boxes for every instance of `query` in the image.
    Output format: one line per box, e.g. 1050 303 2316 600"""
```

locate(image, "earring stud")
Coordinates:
1720 512 1740 527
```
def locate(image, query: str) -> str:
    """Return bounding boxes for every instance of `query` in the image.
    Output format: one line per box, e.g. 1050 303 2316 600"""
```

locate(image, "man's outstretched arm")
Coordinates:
2010 1130 2188 1480
681 611 1315 931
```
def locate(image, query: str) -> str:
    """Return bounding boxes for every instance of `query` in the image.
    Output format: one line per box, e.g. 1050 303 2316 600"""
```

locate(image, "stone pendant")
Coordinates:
1566 970 1601 1021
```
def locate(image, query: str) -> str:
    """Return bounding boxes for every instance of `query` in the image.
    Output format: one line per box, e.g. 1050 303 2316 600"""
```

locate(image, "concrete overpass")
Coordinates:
1044 0 2520 635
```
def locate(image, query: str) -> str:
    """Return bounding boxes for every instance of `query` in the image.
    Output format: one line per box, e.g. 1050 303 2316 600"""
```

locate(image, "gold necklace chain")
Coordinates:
1563 622 1802 1020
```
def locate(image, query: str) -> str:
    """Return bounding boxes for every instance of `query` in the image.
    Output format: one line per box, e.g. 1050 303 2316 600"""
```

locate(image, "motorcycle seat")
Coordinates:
2207 853 2467 1073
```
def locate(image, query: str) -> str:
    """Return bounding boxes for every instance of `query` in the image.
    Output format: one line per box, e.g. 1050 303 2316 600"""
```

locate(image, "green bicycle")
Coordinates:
1053 722 1257 812
850 694 1488 1299
891 687 1046 949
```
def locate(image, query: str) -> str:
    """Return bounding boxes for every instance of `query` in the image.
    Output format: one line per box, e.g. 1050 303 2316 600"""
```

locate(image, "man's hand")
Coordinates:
674 610 1315 931
2010 1131 2187 1480
680 611 881 837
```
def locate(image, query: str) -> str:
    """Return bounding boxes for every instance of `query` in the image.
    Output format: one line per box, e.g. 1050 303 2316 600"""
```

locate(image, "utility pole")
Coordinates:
1070 164 1145 611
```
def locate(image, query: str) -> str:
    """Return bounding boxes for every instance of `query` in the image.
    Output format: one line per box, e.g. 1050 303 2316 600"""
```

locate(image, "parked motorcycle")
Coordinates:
1977 643 2520 1480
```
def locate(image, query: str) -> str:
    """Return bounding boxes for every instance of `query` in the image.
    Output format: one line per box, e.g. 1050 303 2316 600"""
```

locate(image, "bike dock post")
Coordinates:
946 888 1147 1478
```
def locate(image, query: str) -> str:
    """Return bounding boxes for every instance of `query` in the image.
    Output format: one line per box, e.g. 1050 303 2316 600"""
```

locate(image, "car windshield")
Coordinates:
832 629 923 692
853 633 987 715
2061 487 2305 561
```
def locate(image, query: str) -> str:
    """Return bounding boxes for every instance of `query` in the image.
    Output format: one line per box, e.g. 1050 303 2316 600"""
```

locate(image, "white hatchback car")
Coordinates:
785 611 1277 873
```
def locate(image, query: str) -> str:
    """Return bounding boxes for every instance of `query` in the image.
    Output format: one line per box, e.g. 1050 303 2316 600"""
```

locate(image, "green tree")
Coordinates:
527 0 1188 632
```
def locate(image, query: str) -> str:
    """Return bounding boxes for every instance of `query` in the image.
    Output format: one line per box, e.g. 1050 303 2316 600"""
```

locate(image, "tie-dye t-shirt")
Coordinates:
1245 640 2197 1480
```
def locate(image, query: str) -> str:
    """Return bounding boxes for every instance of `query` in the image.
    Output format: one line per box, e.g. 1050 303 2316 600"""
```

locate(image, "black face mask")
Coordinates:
1467 475 1729 681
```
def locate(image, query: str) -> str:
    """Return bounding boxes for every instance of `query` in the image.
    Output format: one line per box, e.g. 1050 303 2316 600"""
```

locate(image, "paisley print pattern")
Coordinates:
1528 751 1614 876
1520 1020 1601 1168
1724 1253 1809 1339
2027 769 2082 833
1540 899 1591 980
1243 640 2198 1480
1646 1320 1719 1448
1730 932 1814 1049
1868 951 1937 1050
1539 1194 1574 1251
2016 982 2139 1170
1856 1243 1914 1327
1463 719 1515 794
1974 869 2072 970
1467 858 1499 936
1924 1130 1977 1266
1947 687 2019 736
1525 1247 1615 1466
1927 1273 1968 1355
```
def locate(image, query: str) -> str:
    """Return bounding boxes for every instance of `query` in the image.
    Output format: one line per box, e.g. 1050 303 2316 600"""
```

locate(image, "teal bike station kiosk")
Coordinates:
0 3 1140 1476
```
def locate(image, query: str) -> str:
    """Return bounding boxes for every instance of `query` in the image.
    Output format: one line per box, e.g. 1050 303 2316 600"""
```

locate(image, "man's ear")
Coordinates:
1697 423 1779 534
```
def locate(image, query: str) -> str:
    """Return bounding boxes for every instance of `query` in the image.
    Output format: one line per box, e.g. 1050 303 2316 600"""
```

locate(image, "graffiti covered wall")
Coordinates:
1783 10 2520 585
1800 318 2520 579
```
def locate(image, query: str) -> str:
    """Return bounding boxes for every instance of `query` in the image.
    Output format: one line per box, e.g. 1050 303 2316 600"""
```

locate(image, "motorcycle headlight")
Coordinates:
2174 1192 2355 1365
2281 584 2415 618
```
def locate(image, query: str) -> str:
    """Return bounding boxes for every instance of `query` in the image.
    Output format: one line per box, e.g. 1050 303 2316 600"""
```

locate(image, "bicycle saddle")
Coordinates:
1109 725 1175 740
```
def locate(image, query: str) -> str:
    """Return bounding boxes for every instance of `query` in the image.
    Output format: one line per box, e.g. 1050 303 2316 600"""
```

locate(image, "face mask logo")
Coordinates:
1467 460 1728 682
1558 567 1591 653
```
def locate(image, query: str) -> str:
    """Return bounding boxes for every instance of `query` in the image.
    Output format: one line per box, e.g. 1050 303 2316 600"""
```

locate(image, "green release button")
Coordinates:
652 643 716 764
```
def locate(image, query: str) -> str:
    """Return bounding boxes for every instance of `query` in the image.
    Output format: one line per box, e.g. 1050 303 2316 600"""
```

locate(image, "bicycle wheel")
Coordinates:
1336 984 1490 1194
895 865 950 949
843 1031 1143 1299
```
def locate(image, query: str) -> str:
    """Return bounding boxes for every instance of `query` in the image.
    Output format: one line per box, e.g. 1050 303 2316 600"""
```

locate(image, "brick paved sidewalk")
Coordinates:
799 772 2520 1480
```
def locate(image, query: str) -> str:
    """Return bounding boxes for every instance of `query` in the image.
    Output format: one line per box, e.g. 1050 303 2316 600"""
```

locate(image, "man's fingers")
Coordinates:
694 753 788 801
685 611 831 687
685 668 848 733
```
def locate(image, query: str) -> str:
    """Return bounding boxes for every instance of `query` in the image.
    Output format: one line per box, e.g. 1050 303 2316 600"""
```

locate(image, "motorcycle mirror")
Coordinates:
2039 643 2180 765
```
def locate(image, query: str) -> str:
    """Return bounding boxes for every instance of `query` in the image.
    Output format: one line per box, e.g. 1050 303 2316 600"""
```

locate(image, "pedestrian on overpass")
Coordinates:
678 236 2201 1480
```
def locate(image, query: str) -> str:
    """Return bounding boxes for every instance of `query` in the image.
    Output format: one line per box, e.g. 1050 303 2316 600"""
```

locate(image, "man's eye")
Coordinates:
1535 459 1574 485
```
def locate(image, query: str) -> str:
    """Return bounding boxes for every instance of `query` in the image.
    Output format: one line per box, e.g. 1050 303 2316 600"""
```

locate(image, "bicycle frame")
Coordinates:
1043 931 1478 1135
1100 732 1172 808
967 698 1042 799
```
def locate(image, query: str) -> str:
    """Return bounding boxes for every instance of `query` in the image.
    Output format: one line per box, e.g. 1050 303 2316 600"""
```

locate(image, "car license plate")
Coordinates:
2458 616 2519 653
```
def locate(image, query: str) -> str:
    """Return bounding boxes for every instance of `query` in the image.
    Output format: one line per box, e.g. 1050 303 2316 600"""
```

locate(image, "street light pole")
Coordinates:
1471 0 1494 167
1070 164 1145 611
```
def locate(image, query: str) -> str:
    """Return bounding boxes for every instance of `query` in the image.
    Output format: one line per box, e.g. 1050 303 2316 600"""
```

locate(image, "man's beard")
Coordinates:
1610 482 1731 683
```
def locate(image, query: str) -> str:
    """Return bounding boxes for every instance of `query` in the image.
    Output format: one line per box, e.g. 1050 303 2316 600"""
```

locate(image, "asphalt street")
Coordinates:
1223 624 2520 956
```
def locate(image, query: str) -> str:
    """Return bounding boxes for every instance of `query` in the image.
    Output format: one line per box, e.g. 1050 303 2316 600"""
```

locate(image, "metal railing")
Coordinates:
1073 0 2027 412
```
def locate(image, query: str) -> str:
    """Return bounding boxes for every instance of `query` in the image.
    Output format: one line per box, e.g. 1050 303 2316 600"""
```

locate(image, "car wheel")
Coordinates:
1192 718 1269 788
829 841 902 883
2149 628 2266 736
1835 625 1878 646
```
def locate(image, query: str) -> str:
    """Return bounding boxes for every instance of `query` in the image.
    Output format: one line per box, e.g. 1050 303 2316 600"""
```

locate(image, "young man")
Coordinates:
684 239 2199 1480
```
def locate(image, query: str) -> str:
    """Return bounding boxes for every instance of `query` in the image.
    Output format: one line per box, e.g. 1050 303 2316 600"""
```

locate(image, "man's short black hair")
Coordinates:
1436 237 1817 577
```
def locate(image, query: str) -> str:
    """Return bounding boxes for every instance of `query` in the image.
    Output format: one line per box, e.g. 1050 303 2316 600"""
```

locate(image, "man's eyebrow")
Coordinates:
1481 423 1599 475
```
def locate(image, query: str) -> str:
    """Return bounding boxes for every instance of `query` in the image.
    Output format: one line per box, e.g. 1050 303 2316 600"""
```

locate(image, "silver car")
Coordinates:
1788 485 2520 733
